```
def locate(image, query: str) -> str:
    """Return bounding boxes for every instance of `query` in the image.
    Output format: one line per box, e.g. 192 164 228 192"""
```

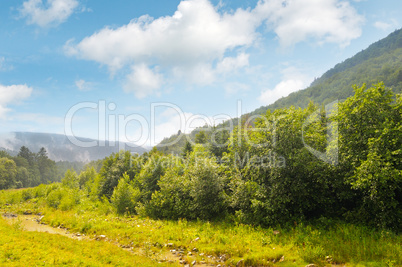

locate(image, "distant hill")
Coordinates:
0 132 148 162
157 28 402 154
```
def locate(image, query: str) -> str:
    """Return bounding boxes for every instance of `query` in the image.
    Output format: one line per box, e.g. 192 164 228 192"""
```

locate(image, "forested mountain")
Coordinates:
157 28 402 154
0 132 147 162
254 28 402 113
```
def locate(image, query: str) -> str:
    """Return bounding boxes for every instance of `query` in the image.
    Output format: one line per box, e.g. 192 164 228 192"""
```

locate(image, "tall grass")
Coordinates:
1 186 401 266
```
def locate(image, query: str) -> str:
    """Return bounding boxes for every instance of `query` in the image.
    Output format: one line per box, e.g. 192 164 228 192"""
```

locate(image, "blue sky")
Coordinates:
0 0 401 147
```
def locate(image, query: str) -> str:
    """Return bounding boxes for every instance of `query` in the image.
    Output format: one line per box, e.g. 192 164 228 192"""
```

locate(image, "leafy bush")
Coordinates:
62 169 79 189
46 186 80 210
111 173 140 215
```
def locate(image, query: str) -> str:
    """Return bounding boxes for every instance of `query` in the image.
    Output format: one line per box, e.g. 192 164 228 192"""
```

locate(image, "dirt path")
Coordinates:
1 213 212 266
2 213 88 240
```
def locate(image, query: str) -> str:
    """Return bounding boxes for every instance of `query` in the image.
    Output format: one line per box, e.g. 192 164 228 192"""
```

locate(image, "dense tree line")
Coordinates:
68 83 400 231
0 147 58 189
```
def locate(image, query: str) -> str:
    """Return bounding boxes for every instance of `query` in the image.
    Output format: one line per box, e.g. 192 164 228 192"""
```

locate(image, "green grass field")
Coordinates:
1 187 401 266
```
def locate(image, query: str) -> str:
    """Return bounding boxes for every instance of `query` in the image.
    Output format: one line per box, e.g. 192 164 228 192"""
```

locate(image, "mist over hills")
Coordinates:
0 132 148 162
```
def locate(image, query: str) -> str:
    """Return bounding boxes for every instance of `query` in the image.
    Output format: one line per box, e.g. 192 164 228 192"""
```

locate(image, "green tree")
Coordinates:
0 157 17 189
111 173 140 215
62 169 79 189
78 167 97 191
182 140 193 158
208 128 230 159
98 151 141 199
135 153 169 202
36 147 57 184
336 83 402 229
195 130 208 144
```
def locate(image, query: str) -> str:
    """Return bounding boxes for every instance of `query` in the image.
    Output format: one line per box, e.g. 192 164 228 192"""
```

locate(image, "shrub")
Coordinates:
111 173 140 215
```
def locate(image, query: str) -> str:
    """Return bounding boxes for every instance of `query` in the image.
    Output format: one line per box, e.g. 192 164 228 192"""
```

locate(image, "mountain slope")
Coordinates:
0 132 147 162
157 28 402 154
252 28 402 114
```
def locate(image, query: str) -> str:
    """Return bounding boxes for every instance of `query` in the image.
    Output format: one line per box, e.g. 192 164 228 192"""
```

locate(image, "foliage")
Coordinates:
61 169 79 189
336 83 402 230
1 186 401 266
0 147 58 189
97 150 141 199
0 158 17 190
111 173 140 215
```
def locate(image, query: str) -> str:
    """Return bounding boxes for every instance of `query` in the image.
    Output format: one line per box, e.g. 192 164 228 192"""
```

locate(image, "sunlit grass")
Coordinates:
0 216 168 266
1 186 401 266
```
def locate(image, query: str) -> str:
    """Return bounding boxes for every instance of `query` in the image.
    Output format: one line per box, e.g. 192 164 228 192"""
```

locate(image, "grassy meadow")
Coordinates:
1 186 401 267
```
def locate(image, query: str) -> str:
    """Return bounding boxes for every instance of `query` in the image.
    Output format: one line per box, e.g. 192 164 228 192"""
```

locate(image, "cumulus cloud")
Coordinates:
65 0 363 98
0 84 33 118
259 66 311 105
19 0 79 27
123 64 163 99
65 0 260 97
255 0 364 47
216 53 250 74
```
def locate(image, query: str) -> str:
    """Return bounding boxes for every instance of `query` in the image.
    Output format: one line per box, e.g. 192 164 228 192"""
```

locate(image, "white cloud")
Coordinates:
373 20 398 31
65 0 364 98
255 0 364 47
374 21 391 31
0 84 33 118
19 0 79 27
123 64 163 99
259 79 304 105
217 53 249 73
75 79 92 91
65 0 260 97
259 66 311 105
